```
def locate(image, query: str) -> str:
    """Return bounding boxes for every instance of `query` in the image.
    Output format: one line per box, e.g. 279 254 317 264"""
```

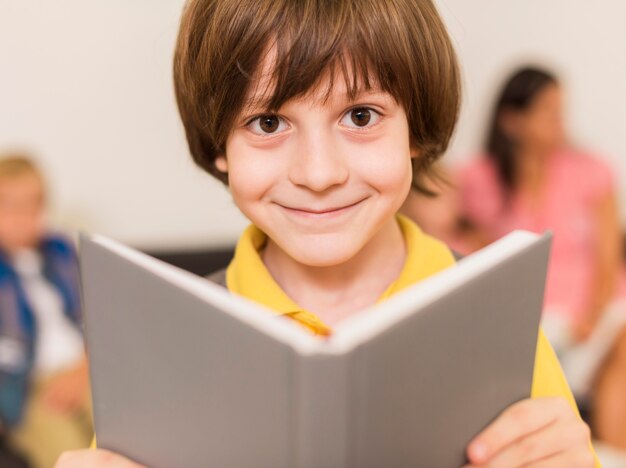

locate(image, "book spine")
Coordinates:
292 352 350 468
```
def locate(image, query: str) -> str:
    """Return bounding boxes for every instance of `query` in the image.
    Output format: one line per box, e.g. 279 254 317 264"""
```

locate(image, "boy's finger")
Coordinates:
55 449 147 468
463 447 595 468
473 417 588 467
466 397 571 463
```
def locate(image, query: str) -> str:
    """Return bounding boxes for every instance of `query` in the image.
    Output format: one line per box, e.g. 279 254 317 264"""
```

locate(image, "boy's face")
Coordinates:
0 173 46 252
219 64 415 267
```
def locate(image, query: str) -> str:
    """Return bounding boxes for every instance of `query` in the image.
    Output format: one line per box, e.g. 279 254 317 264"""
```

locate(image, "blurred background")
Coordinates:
0 0 623 250
1 0 625 466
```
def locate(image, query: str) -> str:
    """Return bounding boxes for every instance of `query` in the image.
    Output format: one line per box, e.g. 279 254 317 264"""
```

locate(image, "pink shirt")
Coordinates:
457 150 618 323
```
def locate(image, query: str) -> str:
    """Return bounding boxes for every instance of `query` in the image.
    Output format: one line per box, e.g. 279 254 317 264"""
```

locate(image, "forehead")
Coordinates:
0 171 40 185
0 173 44 199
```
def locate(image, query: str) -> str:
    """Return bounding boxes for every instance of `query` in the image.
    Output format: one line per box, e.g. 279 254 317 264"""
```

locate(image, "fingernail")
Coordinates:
470 441 488 461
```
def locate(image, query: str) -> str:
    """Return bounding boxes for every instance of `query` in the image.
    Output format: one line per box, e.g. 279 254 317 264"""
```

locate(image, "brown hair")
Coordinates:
173 0 461 195
485 66 558 195
0 153 44 184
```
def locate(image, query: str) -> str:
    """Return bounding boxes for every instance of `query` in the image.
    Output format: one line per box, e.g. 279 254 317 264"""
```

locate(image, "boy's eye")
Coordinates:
247 114 288 135
341 107 381 129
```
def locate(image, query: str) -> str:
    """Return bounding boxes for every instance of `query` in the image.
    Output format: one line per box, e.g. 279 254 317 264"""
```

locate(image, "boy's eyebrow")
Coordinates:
242 96 271 110
344 88 388 102
242 87 389 112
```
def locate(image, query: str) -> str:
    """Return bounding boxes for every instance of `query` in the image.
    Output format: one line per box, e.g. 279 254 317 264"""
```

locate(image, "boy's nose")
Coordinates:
288 134 349 192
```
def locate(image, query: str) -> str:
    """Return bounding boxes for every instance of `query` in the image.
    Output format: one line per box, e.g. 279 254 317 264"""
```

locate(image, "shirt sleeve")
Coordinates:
579 155 616 204
532 328 600 466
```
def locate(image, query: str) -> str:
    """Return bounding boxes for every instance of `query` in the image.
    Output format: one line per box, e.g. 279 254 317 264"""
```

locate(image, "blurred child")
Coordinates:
57 2 597 466
457 66 626 451
0 154 92 467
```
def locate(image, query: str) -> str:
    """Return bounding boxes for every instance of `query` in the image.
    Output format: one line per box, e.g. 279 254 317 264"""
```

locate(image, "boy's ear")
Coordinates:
215 155 228 173
410 148 421 159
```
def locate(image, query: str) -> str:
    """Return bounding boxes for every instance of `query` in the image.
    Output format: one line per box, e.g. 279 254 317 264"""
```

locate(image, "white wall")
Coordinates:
0 0 246 249
1 1 625 249
439 0 626 172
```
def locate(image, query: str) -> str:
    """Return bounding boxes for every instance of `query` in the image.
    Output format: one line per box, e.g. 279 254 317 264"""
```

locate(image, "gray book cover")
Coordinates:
79 231 551 468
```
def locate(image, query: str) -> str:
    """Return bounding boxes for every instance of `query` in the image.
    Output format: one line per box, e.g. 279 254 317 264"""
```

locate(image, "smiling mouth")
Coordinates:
278 198 366 215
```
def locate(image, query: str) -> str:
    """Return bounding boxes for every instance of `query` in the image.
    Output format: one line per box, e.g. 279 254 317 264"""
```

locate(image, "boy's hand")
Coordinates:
464 397 594 467
55 449 146 467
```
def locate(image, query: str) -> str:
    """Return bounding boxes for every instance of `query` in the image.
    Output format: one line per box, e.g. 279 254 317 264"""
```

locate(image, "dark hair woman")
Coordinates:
458 66 626 453
485 67 560 195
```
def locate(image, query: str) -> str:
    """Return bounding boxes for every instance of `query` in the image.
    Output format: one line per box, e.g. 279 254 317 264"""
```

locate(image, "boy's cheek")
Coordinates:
357 155 413 203
228 168 275 209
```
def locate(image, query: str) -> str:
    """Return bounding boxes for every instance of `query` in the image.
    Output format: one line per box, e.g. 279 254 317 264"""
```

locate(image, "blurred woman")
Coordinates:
457 67 626 450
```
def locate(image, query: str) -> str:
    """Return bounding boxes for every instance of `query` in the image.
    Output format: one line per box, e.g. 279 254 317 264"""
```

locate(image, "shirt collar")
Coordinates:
226 224 301 315
226 214 453 308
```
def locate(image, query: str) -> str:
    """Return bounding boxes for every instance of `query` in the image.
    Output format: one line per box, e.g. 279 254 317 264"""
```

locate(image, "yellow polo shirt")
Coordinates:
226 214 599 465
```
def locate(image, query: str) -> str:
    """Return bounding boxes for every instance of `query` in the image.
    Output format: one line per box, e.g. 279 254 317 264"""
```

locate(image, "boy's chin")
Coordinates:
274 235 368 269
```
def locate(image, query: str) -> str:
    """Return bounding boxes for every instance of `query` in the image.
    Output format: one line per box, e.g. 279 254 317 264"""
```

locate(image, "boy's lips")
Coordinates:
277 198 367 217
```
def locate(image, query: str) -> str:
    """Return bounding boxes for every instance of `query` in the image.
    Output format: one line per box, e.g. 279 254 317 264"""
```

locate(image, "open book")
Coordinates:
79 230 551 468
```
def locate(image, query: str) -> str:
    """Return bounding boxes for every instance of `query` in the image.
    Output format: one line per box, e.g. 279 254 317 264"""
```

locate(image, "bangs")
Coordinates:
236 0 417 113
244 45 378 113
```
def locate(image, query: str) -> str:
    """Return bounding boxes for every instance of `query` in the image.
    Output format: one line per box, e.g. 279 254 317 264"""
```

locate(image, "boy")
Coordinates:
57 0 597 465
0 155 92 468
